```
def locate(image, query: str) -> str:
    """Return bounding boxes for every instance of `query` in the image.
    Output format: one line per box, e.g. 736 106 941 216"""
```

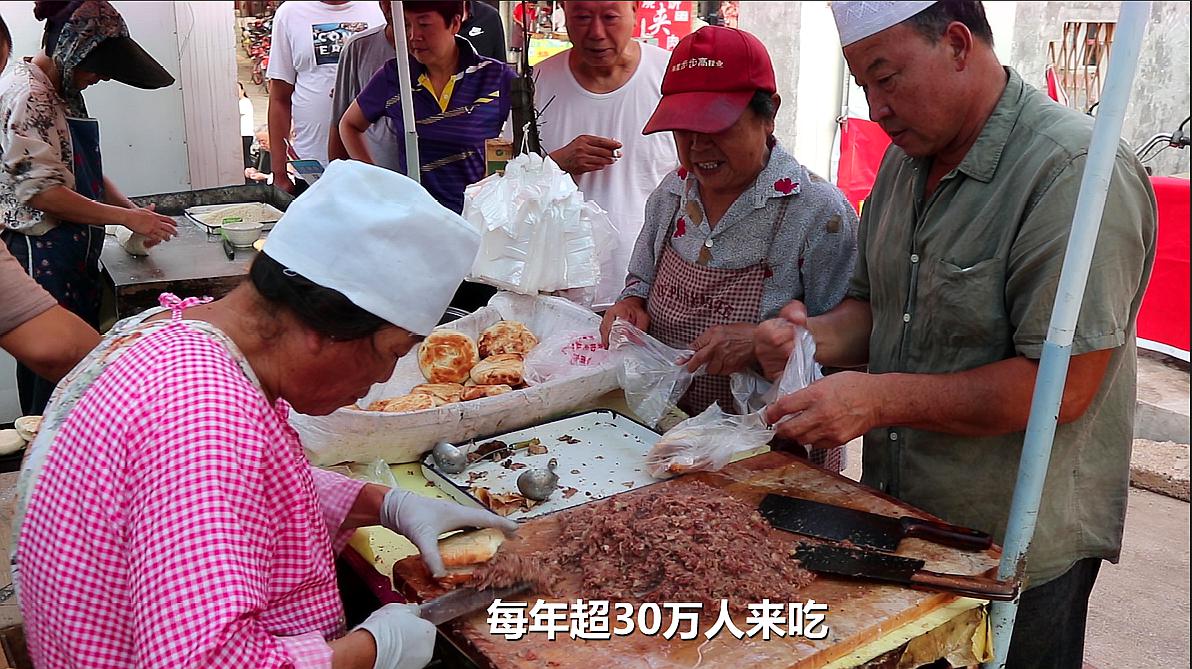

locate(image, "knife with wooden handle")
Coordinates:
760 494 993 552
794 544 1018 601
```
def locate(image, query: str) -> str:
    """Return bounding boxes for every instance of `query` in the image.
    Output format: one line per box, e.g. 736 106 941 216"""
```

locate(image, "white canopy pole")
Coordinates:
983 2 1151 666
390 1 421 183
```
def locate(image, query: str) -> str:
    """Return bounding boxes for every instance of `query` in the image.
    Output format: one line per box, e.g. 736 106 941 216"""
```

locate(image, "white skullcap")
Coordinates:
831 1 938 47
264 160 481 336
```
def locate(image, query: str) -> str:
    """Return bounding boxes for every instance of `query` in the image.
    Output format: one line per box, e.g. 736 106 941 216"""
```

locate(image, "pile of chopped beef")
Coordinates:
470 553 564 594
470 482 813 612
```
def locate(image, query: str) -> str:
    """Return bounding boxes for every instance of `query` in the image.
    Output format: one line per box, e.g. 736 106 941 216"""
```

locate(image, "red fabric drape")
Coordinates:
836 117 891 213
1138 176 1191 358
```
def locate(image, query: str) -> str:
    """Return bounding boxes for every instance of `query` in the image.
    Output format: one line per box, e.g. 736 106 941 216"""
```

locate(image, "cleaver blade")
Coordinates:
759 494 992 552
415 583 531 626
794 543 1018 601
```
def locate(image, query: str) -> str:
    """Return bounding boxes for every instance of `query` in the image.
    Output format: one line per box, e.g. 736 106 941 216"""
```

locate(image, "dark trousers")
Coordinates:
1005 557 1102 669
3 226 103 415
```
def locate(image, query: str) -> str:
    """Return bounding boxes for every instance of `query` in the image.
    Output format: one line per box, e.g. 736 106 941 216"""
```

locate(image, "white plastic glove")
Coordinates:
355 603 435 669
380 489 518 577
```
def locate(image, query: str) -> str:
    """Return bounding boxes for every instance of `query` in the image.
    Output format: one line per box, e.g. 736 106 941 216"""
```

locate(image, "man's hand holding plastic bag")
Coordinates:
607 317 703 427
733 320 823 415
645 319 824 478
760 301 871 450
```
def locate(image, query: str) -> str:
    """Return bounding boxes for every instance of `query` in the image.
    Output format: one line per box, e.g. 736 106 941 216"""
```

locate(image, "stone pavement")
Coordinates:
1132 350 1190 501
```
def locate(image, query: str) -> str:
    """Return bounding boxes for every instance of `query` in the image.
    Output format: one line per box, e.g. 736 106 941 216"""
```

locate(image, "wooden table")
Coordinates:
389 451 1000 668
100 184 291 319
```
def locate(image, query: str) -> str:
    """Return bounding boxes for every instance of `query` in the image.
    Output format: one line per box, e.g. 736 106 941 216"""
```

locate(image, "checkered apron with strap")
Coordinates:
646 194 788 417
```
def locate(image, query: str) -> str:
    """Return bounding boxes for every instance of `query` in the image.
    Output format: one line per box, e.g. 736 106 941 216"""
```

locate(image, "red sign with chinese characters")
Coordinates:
634 1 695 51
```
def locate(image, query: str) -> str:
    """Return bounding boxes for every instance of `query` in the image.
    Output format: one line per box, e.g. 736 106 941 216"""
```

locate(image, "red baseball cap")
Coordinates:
643 26 777 135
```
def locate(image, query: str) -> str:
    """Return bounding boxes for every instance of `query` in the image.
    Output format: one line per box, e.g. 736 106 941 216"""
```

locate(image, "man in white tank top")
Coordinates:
533 1 679 309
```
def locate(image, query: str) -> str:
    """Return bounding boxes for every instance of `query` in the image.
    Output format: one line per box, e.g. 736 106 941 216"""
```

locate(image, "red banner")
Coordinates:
634 1 694 51
836 116 891 213
1137 176 1191 359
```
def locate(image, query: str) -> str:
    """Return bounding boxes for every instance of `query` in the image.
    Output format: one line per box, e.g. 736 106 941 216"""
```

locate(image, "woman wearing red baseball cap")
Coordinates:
600 26 860 471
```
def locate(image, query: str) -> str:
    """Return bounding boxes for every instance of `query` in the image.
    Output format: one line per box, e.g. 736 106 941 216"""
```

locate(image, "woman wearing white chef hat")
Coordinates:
13 160 515 669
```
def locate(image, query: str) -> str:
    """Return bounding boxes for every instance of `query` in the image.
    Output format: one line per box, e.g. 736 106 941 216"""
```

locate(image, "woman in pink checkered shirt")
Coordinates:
13 161 513 669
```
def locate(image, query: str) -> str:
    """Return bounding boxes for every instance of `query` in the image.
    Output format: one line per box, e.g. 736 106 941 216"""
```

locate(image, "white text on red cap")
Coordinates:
670 57 725 73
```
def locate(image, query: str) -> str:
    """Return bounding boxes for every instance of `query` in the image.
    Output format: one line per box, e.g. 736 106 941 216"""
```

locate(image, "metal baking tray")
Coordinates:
421 409 662 521
184 202 285 233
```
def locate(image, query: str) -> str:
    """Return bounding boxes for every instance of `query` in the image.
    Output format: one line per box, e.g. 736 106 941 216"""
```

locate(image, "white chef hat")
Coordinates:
264 160 480 336
831 1 938 47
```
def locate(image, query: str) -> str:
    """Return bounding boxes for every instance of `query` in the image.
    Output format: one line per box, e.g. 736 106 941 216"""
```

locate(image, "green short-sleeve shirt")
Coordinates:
848 68 1157 586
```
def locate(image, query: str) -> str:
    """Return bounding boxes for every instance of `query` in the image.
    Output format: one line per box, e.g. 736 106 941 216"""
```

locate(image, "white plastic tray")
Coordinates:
421 409 661 521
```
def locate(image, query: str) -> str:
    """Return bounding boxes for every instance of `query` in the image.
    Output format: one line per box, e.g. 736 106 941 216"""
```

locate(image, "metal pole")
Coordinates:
390 1 421 183
984 2 1151 666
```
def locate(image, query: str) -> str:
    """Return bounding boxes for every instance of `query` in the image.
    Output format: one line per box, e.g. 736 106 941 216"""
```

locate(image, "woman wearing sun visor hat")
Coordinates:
14 159 516 669
0 0 180 414
599 26 859 471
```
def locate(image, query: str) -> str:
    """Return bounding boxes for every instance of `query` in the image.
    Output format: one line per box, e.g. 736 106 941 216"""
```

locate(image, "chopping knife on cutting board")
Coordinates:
758 494 993 552
793 544 1018 601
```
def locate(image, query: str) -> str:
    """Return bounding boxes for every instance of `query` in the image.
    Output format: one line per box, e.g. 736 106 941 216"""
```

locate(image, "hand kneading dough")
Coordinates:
418 330 480 384
411 383 465 404
365 394 438 412
460 384 513 402
115 227 152 256
469 354 525 386
478 321 539 358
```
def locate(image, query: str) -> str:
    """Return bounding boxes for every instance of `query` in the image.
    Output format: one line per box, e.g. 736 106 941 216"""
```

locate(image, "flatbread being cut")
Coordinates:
470 354 525 386
436 527 507 584
478 321 538 358
418 329 480 384
365 394 437 413
410 383 464 404
460 384 513 402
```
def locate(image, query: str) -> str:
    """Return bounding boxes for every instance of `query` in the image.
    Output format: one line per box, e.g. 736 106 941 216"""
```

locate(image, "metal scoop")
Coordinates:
517 458 559 501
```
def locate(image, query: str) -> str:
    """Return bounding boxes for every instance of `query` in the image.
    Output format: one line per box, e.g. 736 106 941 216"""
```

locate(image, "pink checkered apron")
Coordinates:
645 195 843 472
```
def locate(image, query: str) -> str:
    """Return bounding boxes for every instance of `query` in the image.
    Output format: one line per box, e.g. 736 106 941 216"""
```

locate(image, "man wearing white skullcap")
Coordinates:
15 159 515 669
760 2 1156 667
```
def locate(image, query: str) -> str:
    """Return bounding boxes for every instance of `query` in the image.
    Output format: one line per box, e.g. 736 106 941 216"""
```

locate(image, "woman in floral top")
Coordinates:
0 1 177 413
601 27 858 471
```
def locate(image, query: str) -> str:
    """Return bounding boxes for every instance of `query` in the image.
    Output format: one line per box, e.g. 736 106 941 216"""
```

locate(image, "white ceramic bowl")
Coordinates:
223 221 264 247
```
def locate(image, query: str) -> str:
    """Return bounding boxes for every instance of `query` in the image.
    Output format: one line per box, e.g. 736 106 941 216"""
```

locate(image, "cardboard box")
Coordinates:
485 138 513 176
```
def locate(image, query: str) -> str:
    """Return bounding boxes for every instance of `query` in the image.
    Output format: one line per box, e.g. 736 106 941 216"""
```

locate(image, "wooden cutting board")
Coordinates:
392 451 1001 669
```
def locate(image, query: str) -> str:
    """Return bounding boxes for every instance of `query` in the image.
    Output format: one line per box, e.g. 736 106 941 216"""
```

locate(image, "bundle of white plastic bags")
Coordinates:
462 153 617 305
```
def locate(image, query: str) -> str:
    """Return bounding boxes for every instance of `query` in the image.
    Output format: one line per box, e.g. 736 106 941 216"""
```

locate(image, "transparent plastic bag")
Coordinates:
645 403 773 478
462 154 617 296
730 323 822 415
345 459 400 487
645 322 824 478
607 318 704 427
523 329 611 385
